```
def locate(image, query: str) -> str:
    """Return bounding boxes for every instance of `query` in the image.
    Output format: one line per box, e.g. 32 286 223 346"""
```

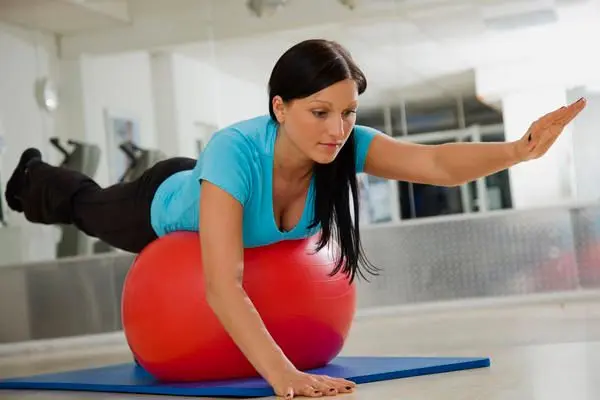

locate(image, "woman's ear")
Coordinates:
272 96 286 123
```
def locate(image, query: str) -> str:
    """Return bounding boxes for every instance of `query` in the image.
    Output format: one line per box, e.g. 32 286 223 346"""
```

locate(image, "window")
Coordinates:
356 96 510 223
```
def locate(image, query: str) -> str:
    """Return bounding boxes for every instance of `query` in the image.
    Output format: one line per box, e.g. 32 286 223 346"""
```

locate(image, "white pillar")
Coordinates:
150 52 222 159
567 86 600 203
150 52 180 158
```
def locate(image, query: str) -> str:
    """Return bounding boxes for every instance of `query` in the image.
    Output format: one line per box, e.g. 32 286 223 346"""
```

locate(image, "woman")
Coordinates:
4 39 586 398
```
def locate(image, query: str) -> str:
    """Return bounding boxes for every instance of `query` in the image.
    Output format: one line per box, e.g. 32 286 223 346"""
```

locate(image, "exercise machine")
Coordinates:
118 141 166 183
49 137 101 177
49 137 102 258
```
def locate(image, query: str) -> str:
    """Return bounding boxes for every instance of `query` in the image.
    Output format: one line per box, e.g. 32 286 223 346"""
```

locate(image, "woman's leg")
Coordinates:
5 148 196 253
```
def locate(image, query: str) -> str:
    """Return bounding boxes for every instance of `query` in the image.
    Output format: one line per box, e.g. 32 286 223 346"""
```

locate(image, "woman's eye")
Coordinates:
344 110 357 117
312 110 328 118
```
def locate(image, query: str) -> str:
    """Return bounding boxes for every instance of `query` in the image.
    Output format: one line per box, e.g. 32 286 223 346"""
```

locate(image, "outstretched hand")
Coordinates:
271 368 356 398
514 97 587 162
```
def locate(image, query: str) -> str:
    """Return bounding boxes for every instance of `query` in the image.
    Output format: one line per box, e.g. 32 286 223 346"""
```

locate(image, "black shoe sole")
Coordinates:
4 148 42 212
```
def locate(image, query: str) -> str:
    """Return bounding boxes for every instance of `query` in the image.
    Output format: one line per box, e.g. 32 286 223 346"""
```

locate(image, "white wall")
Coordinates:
79 51 158 186
0 22 61 262
78 49 267 176
501 88 576 209
171 53 220 158
64 49 265 185
172 52 267 156
152 52 266 159
0 23 60 183
214 64 267 128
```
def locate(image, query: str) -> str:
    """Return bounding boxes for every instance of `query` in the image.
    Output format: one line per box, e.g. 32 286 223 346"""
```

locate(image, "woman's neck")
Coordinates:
273 126 313 183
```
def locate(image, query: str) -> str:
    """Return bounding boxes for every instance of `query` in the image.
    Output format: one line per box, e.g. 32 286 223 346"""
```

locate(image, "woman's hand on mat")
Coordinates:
273 368 356 398
514 97 586 162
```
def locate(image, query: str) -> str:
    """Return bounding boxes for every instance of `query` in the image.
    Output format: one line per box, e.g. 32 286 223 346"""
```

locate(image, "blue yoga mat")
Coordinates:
0 356 490 397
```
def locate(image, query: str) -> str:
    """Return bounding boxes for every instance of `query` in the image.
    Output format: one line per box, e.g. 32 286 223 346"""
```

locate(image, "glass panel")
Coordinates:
463 98 503 127
356 108 387 133
358 175 394 224
413 183 464 217
396 130 513 220
463 132 513 212
397 138 466 220
404 99 460 135
482 132 513 211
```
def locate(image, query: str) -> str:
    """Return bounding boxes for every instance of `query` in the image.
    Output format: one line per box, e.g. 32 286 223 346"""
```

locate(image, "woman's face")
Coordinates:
273 79 359 164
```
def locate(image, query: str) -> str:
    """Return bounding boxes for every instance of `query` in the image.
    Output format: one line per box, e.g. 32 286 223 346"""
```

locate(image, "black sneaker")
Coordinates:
4 148 42 212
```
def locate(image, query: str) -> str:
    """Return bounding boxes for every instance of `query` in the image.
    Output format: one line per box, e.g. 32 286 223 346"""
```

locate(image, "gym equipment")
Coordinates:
117 141 166 183
122 232 356 382
49 137 100 177
0 355 491 397
49 137 101 258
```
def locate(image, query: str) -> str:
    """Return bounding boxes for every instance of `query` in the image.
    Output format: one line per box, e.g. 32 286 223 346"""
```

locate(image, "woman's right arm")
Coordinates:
198 181 355 398
199 179 293 382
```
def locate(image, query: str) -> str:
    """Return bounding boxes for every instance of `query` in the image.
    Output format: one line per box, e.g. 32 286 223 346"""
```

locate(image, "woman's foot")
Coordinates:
4 148 42 212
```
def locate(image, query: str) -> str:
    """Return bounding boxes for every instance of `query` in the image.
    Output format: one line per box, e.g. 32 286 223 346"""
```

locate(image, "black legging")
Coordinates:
20 157 196 253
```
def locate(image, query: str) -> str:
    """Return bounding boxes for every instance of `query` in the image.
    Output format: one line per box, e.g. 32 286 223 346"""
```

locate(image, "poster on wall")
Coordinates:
103 109 141 184
357 173 393 224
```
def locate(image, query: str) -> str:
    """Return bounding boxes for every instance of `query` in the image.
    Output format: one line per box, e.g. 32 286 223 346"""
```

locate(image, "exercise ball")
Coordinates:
121 232 356 382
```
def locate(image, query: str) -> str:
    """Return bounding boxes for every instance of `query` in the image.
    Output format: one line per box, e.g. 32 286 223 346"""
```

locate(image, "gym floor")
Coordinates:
1 293 599 399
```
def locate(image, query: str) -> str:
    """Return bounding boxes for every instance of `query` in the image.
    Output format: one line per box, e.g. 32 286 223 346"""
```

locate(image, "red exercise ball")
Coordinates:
121 231 356 382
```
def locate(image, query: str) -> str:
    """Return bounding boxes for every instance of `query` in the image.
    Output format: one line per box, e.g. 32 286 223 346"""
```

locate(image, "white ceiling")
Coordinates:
1 0 598 106
172 0 599 106
0 0 131 34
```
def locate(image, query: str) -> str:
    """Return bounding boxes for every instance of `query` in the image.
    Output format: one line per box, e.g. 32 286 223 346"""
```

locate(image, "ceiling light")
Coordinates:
246 0 290 17
338 0 358 10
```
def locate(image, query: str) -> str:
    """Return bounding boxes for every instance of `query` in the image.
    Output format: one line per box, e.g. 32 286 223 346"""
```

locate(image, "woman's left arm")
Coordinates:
363 97 586 186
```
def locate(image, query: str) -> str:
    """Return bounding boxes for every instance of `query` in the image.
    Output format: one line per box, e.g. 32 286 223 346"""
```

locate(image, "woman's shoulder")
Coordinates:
354 124 381 138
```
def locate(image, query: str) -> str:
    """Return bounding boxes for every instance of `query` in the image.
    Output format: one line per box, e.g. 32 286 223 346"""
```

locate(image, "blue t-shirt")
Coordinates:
150 115 378 248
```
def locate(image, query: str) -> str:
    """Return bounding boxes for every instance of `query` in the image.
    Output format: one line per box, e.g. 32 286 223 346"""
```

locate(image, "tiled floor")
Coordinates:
1 293 599 399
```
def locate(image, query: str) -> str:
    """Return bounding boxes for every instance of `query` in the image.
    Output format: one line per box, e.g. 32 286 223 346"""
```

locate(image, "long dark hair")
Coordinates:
268 39 379 283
